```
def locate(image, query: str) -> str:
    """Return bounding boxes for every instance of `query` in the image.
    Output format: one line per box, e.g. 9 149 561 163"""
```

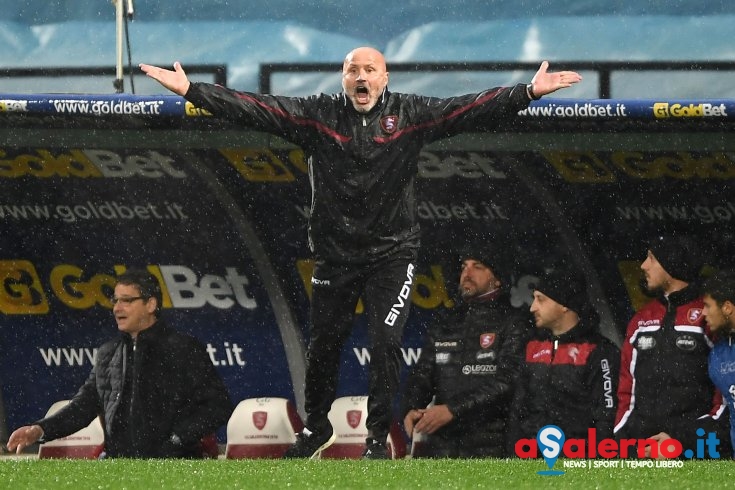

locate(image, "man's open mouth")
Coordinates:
355 86 369 102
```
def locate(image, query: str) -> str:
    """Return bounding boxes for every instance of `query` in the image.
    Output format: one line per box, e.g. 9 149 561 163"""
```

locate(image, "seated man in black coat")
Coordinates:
402 249 531 457
7 268 233 458
508 268 619 451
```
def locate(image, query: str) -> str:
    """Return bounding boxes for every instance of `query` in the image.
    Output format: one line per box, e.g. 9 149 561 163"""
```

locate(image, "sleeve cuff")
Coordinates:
526 83 541 101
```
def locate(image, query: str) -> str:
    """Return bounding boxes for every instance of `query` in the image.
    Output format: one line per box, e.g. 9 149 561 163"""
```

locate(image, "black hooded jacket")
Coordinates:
35 321 233 458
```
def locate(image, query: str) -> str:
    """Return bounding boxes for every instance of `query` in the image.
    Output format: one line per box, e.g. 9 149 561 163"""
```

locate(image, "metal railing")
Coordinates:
3 61 733 98
0 64 227 93
259 60 735 98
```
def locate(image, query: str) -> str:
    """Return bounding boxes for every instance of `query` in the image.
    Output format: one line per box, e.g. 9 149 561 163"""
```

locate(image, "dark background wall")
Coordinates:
1 97 733 443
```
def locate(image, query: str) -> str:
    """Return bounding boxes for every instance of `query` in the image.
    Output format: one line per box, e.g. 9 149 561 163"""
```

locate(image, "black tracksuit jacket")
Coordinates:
185 82 533 265
401 292 531 457
615 285 731 456
508 320 620 448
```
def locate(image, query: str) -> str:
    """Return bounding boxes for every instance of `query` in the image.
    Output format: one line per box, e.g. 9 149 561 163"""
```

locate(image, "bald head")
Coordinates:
342 47 389 113
343 47 386 71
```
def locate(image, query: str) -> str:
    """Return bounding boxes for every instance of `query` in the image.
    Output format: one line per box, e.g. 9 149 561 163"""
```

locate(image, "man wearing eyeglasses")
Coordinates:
6 269 233 458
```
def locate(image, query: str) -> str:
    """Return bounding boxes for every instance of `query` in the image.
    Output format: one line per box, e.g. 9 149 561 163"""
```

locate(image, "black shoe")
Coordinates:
283 427 336 459
362 437 389 460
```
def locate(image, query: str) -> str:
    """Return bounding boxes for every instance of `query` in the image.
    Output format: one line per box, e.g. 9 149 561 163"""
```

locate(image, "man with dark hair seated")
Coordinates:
7 268 233 458
402 249 531 457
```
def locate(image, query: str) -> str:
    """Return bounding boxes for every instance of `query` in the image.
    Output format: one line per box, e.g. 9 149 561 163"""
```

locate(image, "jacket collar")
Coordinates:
659 281 701 307
460 289 510 311
121 319 167 344
343 88 389 116
466 287 503 304
536 319 594 342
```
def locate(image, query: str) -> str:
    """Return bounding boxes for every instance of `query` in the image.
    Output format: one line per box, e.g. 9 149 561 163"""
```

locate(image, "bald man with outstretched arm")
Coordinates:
141 47 580 459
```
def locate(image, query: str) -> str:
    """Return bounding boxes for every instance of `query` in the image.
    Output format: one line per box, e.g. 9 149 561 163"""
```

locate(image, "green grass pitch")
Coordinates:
0 458 731 489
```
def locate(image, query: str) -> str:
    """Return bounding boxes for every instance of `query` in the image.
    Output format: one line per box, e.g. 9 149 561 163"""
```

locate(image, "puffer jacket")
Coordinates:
36 321 233 458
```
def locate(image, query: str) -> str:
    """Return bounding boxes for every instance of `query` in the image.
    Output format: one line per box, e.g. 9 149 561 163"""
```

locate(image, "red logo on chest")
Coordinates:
480 333 496 349
380 115 398 134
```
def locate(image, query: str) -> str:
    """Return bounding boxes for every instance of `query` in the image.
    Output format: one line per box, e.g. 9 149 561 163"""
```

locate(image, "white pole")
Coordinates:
114 0 124 92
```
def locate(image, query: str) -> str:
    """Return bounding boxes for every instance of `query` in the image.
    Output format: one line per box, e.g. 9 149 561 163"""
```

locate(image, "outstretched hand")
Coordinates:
7 425 43 454
139 62 191 96
530 61 582 97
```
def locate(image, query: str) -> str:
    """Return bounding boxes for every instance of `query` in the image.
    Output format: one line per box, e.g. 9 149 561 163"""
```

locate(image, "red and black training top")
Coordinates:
185 82 532 265
508 319 620 443
614 285 729 453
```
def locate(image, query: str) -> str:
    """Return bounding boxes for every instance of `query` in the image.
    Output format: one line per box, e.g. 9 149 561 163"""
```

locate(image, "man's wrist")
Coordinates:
526 83 541 101
30 424 45 442
180 81 192 97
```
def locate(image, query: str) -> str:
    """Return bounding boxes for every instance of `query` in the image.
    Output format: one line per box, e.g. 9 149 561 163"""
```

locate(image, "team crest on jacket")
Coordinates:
687 308 703 323
252 411 268 430
380 115 399 134
480 333 496 349
567 346 580 362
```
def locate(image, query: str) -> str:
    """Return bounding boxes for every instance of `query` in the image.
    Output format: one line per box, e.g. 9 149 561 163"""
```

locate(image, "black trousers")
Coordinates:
304 250 416 441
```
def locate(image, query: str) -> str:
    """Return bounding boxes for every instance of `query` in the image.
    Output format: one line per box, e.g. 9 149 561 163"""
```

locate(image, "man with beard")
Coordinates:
140 47 580 459
614 235 730 458
703 269 735 455
508 268 619 448
401 250 531 457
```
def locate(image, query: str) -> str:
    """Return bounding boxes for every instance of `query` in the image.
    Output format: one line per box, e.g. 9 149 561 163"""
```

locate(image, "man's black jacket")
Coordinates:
508 318 620 447
402 292 531 456
185 82 532 264
35 321 233 458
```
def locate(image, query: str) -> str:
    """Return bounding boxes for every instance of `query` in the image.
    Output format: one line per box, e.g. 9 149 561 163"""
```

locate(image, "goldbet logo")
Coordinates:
543 150 735 183
0 100 28 112
653 102 728 118
0 261 257 314
0 149 187 178
184 101 213 117
218 148 508 183
0 260 49 314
